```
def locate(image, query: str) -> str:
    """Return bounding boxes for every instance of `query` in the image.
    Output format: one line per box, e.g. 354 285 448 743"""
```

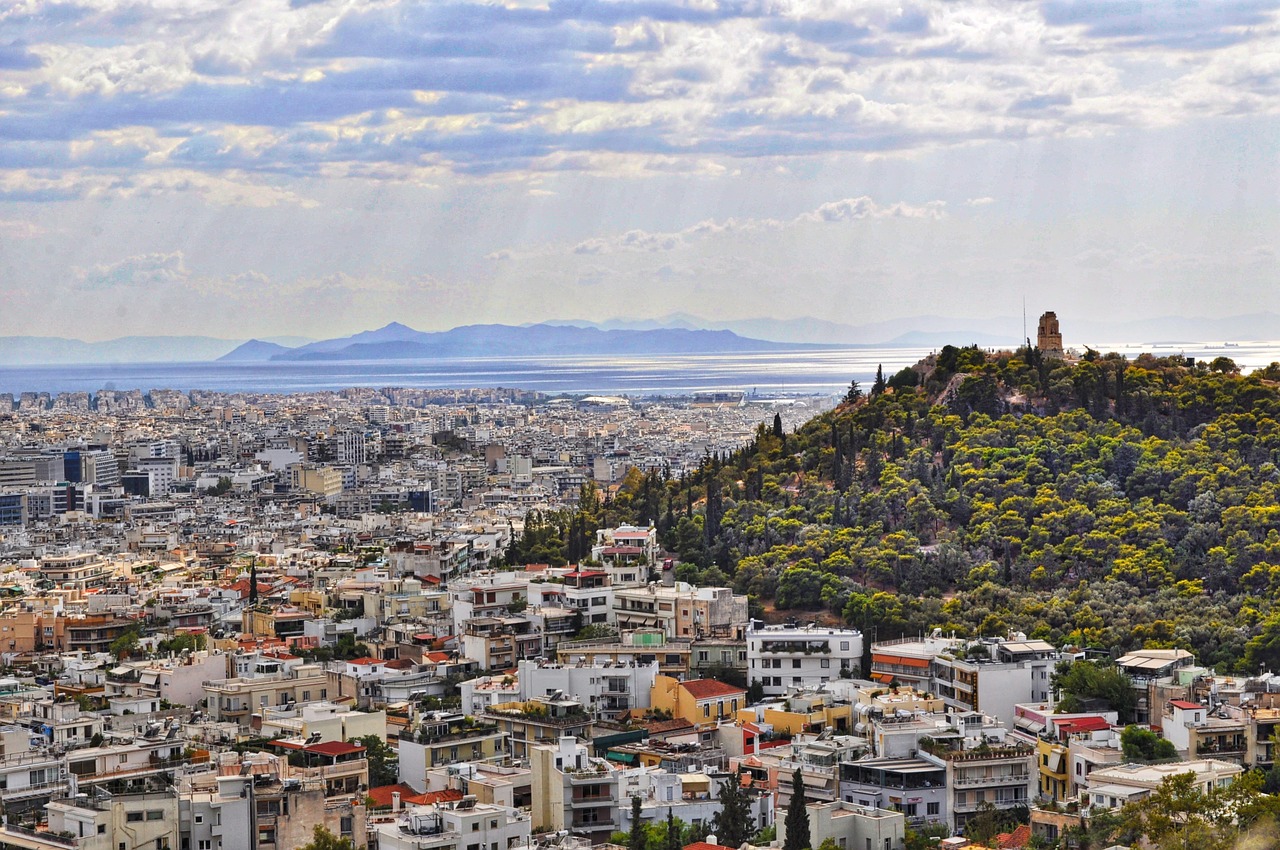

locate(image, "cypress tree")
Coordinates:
664 809 682 850
629 797 645 850
712 770 753 848
782 767 810 850
872 364 886 396
772 412 784 440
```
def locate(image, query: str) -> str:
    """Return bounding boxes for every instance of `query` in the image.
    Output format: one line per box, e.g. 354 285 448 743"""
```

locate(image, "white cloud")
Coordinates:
74 251 191 289
564 195 945 255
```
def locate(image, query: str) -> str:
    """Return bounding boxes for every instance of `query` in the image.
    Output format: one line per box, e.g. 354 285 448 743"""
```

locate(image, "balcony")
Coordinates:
0 824 80 849
954 772 1031 788
570 794 616 807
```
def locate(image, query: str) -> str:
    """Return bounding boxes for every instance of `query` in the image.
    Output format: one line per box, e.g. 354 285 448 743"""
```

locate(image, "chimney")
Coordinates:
392 792 401 812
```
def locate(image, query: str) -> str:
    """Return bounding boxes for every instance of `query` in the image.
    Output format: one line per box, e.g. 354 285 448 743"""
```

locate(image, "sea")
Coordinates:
0 342 1277 398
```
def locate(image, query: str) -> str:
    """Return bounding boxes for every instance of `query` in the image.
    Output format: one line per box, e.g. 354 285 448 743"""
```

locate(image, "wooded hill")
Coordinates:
508 345 1280 674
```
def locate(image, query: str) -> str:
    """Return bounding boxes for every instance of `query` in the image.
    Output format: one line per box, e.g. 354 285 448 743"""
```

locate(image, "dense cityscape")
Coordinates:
4 0 1280 847
1 320 1280 850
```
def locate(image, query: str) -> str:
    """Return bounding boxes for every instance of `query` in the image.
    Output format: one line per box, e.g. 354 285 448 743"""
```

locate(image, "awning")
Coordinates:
607 752 636 764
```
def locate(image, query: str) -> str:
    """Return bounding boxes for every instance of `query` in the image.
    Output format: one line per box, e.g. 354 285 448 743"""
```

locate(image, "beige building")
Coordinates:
291 464 344 500
529 736 621 843
203 663 331 728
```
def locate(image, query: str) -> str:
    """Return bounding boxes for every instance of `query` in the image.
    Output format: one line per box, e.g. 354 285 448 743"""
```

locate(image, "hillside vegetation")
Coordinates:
555 345 1280 674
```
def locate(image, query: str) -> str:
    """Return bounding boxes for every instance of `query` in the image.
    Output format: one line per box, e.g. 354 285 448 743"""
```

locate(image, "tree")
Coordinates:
712 770 753 848
1120 725 1176 761
630 797 645 850
354 735 398 788
872 364 887 396
299 826 356 850
773 413 784 440
746 679 764 704
665 809 682 850
1051 660 1137 724
109 626 141 659
783 767 810 850
844 380 863 404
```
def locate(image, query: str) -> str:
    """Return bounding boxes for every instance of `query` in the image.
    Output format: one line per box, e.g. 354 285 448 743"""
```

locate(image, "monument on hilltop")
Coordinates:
1037 311 1064 358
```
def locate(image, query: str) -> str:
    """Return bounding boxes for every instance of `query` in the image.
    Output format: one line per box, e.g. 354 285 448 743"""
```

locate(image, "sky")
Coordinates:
0 0 1278 341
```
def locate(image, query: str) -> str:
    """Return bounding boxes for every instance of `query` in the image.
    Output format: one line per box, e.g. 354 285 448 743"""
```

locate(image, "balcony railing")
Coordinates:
954 773 1030 787
0 824 79 848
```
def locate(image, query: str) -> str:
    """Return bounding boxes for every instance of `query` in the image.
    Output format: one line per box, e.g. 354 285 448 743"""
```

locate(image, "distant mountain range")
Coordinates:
0 335 313 365
4 312 1277 366
220 322 814 362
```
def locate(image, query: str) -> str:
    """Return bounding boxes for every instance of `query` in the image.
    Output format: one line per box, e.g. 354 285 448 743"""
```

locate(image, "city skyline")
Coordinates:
1 0 1278 339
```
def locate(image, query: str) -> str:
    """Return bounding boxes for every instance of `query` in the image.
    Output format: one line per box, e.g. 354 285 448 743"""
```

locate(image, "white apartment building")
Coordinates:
747 624 863 697
372 799 531 850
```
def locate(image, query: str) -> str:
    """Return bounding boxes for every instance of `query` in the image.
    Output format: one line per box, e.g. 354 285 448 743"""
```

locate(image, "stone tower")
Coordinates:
1037 312 1064 358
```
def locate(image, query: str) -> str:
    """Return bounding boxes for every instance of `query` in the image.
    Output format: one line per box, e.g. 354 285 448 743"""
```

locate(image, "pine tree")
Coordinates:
782 768 810 850
872 364 887 396
844 379 863 404
712 770 753 848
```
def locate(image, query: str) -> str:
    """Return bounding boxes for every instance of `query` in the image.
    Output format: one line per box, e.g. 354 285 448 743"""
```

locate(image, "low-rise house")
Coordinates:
371 798 531 850
1084 758 1242 811
777 799 906 850
651 675 746 728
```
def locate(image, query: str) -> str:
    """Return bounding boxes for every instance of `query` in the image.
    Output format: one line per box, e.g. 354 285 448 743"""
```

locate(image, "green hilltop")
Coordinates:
510 344 1280 675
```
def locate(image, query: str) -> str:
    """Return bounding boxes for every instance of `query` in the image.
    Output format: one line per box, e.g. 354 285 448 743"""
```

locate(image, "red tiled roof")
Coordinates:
426 651 451 663
996 823 1032 849
365 785 461 807
684 842 736 850
385 658 414 670
1054 716 1111 735
565 570 606 578
349 657 383 666
681 679 747 699
420 789 465 805
1170 700 1203 711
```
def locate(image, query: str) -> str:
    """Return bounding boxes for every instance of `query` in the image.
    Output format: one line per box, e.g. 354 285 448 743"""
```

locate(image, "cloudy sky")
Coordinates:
0 0 1278 341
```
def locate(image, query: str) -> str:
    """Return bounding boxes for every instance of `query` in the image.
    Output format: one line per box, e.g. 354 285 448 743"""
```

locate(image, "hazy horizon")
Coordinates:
1 1 1278 340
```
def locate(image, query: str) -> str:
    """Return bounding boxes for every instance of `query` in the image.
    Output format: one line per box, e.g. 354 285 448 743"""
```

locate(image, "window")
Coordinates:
792 659 801 669
195 815 204 825
127 813 144 823
146 810 164 821
472 823 480 832
703 704 710 717
820 659 830 668
840 641 850 651
927 802 940 816
698 651 709 662
199 842 212 850
490 821 498 829
302 691 311 701
320 689 327 699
